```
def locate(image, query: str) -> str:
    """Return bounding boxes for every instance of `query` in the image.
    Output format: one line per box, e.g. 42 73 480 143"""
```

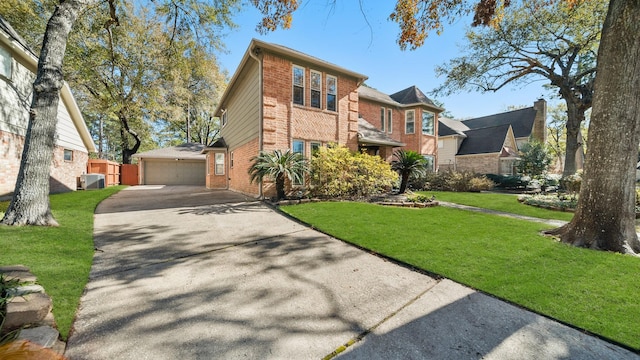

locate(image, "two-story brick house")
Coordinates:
203 39 414 197
358 85 443 168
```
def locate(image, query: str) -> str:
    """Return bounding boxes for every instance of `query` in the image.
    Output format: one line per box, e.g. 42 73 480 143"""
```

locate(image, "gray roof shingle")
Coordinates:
389 86 437 107
358 117 405 147
461 107 536 139
132 143 206 160
457 124 512 155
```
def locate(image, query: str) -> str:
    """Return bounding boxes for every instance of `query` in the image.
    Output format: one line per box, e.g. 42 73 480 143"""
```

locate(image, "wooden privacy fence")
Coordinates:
120 164 139 186
87 159 120 186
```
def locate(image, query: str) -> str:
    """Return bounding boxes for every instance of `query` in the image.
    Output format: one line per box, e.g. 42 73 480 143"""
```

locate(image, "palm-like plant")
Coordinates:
392 150 427 194
248 149 308 200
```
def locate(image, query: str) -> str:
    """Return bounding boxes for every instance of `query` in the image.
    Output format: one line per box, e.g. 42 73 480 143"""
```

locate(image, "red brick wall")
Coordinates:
261 53 359 153
228 137 261 196
205 151 228 189
1 130 88 196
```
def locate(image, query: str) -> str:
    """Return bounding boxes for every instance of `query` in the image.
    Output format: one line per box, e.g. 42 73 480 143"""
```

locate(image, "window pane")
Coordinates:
310 71 321 90
293 66 304 86
327 76 336 94
311 90 321 108
64 149 73 161
422 111 434 135
293 140 305 155
0 47 11 78
327 94 336 111
311 142 321 155
387 109 392 133
406 110 415 134
423 155 434 171
293 86 304 105
215 153 224 175
380 107 385 131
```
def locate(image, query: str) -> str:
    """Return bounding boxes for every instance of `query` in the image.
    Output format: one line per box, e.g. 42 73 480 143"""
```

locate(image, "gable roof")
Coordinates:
216 39 368 116
132 143 206 160
461 107 537 139
438 117 469 137
0 16 96 153
457 124 513 155
357 117 405 147
358 85 444 112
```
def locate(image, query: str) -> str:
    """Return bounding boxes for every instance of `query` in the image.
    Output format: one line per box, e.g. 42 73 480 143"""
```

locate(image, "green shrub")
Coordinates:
310 145 398 198
486 174 529 189
406 193 434 203
423 170 495 192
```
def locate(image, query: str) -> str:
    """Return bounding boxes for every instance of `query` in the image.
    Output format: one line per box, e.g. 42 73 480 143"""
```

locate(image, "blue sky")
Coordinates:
217 1 556 119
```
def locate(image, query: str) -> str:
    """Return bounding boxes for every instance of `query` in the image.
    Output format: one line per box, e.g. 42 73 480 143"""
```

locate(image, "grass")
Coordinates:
0 186 124 340
281 201 640 351
420 191 575 221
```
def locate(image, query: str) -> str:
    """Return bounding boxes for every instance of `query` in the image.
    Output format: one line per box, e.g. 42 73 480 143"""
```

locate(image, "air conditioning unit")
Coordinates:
80 173 105 190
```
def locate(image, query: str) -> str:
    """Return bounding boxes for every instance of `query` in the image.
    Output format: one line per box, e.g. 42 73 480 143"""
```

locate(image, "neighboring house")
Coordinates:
203 39 415 198
358 85 442 168
0 16 95 196
132 143 206 185
437 99 546 175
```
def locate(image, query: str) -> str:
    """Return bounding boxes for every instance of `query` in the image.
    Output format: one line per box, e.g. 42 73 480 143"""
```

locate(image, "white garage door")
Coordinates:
143 159 206 185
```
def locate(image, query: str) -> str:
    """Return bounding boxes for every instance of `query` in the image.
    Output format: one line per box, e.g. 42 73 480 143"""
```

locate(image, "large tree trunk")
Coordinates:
1 1 87 226
119 113 141 164
562 99 586 177
547 0 640 255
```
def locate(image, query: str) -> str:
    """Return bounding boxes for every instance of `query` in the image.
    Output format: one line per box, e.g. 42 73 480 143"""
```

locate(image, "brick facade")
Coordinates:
1 130 88 196
455 153 501 174
228 137 261 196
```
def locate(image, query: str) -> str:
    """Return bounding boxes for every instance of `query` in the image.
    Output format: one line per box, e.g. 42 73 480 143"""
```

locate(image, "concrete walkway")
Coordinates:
64 186 638 359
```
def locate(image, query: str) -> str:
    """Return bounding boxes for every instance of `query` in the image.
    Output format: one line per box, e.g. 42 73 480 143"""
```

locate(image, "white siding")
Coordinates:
55 99 87 152
437 135 461 168
0 46 32 135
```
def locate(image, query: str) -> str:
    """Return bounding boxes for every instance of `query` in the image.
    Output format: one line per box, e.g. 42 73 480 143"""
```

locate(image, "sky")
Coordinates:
215 1 558 120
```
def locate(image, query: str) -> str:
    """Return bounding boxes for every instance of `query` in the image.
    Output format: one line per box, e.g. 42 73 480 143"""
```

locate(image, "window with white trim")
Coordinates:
326 75 337 111
310 70 322 109
422 110 435 135
292 139 305 185
380 107 385 132
215 153 225 175
423 155 434 172
293 65 305 106
0 46 11 79
405 110 415 134
387 109 392 134
310 141 321 156
221 110 227 127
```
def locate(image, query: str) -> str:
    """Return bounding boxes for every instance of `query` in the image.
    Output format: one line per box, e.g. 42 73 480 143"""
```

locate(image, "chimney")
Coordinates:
532 99 547 143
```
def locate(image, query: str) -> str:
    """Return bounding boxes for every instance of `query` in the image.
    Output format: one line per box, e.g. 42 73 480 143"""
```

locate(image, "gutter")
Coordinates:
248 46 264 198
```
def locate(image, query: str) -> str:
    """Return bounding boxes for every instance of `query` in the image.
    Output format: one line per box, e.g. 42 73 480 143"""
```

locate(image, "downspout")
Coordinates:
248 46 264 198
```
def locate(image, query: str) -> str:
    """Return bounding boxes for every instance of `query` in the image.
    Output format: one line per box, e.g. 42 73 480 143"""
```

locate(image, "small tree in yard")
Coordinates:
516 140 553 177
248 150 307 201
392 150 427 194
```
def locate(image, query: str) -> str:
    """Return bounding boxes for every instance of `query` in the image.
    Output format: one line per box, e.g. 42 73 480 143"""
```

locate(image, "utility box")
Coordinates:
80 173 105 190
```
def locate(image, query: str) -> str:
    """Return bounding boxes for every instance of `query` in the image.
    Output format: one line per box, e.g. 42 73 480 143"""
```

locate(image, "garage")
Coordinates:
132 143 207 186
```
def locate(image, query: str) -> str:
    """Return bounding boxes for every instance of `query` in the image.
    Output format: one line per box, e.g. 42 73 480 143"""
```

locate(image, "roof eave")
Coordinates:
358 138 406 147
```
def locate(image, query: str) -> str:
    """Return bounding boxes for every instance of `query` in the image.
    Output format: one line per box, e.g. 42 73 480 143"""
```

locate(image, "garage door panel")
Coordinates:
144 160 206 185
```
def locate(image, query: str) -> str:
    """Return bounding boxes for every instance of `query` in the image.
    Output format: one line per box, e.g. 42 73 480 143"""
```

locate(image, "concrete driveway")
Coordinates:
65 186 638 359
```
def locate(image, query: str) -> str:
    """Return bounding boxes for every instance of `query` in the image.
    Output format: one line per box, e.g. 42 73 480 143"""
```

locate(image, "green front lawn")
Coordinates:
282 201 639 351
420 191 575 221
0 186 124 340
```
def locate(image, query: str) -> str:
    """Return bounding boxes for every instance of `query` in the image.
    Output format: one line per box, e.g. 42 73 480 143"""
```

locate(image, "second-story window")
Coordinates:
326 75 337 111
405 110 415 134
0 46 12 79
422 110 435 135
387 109 393 133
310 70 322 109
380 107 386 132
221 110 227 127
293 65 305 106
